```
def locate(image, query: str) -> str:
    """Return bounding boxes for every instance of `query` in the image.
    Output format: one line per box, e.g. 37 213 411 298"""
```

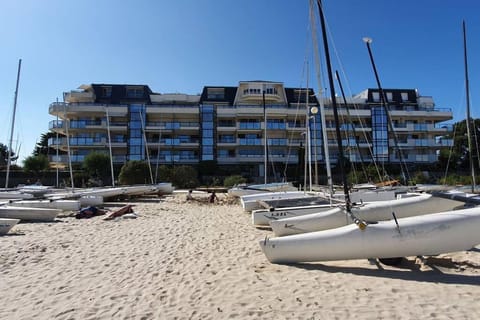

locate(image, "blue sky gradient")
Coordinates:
1 0 480 161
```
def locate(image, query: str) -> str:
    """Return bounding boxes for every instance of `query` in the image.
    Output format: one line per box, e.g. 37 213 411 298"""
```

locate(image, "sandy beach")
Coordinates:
1 192 480 320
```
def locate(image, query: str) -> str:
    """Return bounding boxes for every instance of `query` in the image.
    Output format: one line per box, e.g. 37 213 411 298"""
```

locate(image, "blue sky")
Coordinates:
1 0 480 162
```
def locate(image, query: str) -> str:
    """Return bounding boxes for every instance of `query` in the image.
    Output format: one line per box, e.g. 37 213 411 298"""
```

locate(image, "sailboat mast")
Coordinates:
306 66 313 191
463 20 475 193
335 70 369 181
316 1 350 206
105 106 116 186
263 89 267 185
309 0 333 195
5 59 22 189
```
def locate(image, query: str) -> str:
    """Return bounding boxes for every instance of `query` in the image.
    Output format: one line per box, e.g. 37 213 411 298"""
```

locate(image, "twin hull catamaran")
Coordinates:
260 207 480 264
269 193 464 236
258 2 480 264
251 189 420 226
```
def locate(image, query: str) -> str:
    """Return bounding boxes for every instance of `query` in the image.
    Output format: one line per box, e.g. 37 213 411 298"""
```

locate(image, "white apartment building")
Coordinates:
48 81 453 181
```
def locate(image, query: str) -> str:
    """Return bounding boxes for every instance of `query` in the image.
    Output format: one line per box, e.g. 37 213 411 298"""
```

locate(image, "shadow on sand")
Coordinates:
287 256 480 286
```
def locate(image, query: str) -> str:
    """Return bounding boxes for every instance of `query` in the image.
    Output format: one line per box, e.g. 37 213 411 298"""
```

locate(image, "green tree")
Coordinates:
118 160 150 185
171 165 199 189
224 175 246 187
155 165 172 182
33 131 58 156
23 154 49 177
440 119 480 172
0 142 17 167
83 152 111 184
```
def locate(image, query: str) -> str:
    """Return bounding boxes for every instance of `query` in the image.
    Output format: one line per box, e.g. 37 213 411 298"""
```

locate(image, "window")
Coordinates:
372 92 380 102
371 106 389 161
386 92 393 102
127 87 144 98
201 105 215 160
128 104 145 160
401 92 409 102
102 87 112 97
265 87 278 95
207 88 224 99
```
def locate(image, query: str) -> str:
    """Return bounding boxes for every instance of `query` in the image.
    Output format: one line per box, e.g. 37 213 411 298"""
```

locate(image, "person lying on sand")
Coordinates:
103 204 135 220
75 206 107 219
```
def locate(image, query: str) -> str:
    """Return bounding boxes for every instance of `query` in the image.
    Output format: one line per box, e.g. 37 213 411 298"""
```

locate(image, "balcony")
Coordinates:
240 90 281 102
49 154 127 164
64 90 95 103
49 120 64 131
239 138 262 146
49 102 129 117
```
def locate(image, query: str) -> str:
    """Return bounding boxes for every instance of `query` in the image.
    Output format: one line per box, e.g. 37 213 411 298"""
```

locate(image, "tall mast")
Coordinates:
317 0 365 229
5 59 22 189
263 88 267 184
463 20 475 193
303 68 312 192
105 106 116 186
306 66 313 191
63 94 75 190
362 37 410 185
309 0 333 195
316 1 349 202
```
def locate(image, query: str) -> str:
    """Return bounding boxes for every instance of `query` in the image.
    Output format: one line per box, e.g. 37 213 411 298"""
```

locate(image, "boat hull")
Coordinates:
0 218 19 235
6 200 81 211
270 193 463 236
260 207 480 264
241 191 311 212
252 204 334 226
0 206 61 222
228 182 297 197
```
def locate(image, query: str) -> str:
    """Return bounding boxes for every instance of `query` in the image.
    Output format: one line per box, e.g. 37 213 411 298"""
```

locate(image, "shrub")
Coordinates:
224 175 247 187
171 165 199 189
83 152 111 183
118 161 150 185
23 154 49 177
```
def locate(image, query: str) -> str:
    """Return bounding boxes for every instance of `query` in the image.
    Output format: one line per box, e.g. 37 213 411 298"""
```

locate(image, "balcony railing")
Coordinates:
49 120 64 129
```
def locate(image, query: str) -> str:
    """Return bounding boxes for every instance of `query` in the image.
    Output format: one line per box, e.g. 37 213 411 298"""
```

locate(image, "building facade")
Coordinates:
48 81 453 182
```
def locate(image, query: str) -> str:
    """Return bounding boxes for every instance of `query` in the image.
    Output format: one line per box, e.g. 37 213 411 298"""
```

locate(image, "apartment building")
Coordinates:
48 81 453 181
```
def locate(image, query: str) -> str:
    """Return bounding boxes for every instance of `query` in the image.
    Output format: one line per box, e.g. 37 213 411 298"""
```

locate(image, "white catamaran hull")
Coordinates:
0 218 20 235
5 199 81 211
252 203 334 226
260 207 480 264
241 191 312 212
270 193 463 236
228 182 297 197
0 206 61 222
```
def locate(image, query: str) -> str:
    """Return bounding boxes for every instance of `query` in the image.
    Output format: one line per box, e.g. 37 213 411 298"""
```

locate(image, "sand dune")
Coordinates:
1 192 479 319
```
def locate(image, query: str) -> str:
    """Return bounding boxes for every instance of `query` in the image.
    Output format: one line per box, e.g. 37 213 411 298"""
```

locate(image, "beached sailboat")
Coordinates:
261 206 480 264
0 191 35 200
0 206 61 222
269 192 463 236
259 1 480 264
45 183 173 202
0 218 19 235
240 190 313 212
264 2 467 234
4 199 81 211
228 182 297 197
